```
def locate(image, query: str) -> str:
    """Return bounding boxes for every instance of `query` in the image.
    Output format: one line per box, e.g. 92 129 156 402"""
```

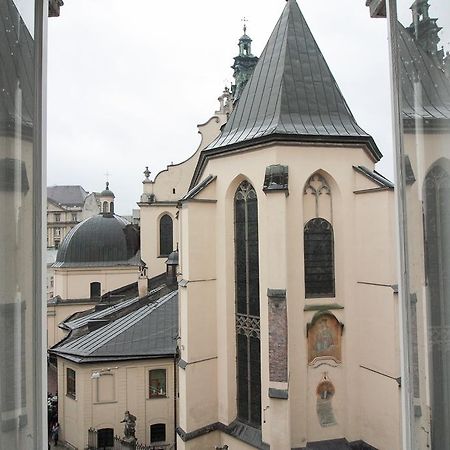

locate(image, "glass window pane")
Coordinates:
0 0 43 448
390 0 450 447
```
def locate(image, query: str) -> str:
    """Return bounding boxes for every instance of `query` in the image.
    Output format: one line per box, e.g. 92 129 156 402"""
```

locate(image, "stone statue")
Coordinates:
121 410 137 439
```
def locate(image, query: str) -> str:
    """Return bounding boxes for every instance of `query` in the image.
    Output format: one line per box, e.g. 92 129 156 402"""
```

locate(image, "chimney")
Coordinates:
138 265 148 298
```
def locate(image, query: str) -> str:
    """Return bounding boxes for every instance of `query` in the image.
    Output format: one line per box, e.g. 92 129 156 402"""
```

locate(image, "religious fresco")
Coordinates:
307 313 343 364
316 377 337 427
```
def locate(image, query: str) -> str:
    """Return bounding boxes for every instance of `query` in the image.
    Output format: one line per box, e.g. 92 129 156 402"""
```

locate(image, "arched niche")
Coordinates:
307 312 343 365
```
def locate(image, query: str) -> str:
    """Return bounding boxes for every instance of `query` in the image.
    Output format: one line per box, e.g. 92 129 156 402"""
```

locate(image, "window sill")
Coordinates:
148 395 168 400
66 394 76 401
93 400 117 405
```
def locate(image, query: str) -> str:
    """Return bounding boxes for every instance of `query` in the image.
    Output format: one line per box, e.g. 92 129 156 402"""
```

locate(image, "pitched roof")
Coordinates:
205 0 380 157
50 290 178 363
399 22 450 126
47 185 89 207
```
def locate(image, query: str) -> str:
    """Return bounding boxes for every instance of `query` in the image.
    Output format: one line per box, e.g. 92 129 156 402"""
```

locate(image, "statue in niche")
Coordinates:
308 313 342 364
316 375 337 427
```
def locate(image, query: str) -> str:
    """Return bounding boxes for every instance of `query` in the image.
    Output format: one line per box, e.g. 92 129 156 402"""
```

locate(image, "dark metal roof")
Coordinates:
205 0 380 156
47 185 89 207
64 296 141 331
54 213 141 268
0 0 34 138
399 22 450 125
50 290 178 363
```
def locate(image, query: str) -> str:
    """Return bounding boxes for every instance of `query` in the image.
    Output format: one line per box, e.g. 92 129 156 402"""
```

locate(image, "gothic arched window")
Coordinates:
159 214 173 257
424 163 450 448
234 180 261 428
304 218 335 297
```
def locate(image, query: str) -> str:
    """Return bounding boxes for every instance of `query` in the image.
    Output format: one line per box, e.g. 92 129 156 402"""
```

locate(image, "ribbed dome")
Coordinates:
54 214 140 268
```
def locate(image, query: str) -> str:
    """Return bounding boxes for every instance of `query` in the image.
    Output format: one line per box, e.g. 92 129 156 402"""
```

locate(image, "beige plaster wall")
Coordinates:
140 207 178 277
53 266 139 300
177 142 399 449
139 109 228 278
57 357 176 449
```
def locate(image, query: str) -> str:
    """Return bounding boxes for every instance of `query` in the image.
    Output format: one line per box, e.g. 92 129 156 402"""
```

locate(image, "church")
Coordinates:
138 1 399 449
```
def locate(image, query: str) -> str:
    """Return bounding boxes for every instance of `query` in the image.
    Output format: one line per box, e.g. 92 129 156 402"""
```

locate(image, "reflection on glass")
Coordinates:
393 0 450 447
0 0 42 448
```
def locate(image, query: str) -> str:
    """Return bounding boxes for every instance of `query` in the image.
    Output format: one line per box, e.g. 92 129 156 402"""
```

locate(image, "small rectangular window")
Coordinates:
149 369 166 398
67 367 76 399
150 423 166 443
72 213 77 221
55 213 60 222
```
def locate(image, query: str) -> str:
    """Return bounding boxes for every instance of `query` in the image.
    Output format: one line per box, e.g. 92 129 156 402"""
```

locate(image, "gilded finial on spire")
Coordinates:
106 181 109 190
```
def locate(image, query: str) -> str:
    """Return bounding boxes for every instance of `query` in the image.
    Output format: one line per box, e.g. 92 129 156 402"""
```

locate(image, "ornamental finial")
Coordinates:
241 17 248 34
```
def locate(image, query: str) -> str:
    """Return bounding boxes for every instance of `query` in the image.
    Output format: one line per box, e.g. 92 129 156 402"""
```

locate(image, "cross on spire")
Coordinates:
241 17 248 34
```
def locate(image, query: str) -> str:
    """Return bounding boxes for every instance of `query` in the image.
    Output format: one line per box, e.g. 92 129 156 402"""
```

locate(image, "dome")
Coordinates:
54 214 140 268
100 181 115 198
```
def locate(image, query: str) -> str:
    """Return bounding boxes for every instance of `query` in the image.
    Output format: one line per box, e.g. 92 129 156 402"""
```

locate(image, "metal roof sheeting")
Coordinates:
54 213 141 267
51 291 178 362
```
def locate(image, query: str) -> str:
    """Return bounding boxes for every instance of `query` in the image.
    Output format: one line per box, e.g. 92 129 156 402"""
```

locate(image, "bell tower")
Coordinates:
231 21 258 101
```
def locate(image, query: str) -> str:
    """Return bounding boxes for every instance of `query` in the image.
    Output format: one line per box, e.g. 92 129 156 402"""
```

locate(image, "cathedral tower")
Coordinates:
231 23 259 101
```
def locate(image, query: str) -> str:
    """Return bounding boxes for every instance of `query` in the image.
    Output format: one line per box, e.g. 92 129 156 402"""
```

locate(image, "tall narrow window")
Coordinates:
304 218 335 297
424 164 450 448
234 180 261 428
66 368 76 399
159 214 173 257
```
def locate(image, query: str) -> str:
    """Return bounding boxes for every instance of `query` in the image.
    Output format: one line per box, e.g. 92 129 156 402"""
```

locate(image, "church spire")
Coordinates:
205 0 380 161
231 19 259 101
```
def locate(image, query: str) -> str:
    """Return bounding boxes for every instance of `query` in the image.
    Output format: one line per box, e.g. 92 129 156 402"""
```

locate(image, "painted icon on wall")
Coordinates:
308 312 342 364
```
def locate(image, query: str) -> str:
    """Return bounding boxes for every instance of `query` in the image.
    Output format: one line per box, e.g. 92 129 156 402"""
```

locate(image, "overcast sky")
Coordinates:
46 0 448 215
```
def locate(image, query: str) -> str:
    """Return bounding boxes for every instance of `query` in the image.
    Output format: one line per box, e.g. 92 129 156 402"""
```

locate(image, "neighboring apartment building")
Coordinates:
47 184 105 249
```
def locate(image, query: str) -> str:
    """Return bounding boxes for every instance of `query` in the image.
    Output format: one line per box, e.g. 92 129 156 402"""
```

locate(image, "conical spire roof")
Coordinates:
204 0 380 159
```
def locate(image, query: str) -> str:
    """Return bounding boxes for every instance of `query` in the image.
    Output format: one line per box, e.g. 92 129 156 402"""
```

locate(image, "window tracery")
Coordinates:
234 180 261 428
